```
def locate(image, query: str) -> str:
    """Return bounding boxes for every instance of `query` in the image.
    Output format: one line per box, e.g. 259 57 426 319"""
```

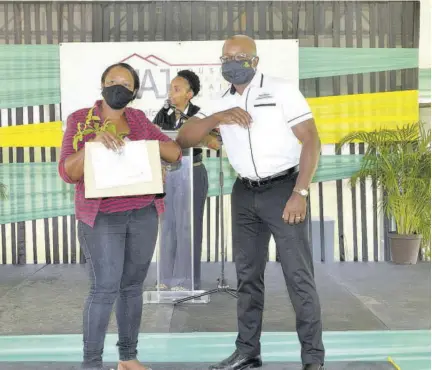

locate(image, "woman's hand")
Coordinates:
162 166 167 183
202 135 221 151
91 131 124 151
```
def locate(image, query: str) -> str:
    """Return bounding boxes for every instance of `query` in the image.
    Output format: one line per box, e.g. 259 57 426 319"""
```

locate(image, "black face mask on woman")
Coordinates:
102 85 134 110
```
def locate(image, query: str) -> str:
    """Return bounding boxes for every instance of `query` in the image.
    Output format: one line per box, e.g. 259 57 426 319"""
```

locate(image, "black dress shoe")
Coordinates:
208 350 262 369
302 364 324 370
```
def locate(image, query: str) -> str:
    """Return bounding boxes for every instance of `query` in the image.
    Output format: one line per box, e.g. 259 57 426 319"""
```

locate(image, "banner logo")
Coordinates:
120 53 226 100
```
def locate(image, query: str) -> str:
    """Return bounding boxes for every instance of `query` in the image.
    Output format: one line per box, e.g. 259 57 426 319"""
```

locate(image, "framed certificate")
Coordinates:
84 140 163 199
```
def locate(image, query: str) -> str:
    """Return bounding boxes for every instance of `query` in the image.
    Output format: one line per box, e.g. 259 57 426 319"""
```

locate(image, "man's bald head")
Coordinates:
220 35 259 88
223 35 257 58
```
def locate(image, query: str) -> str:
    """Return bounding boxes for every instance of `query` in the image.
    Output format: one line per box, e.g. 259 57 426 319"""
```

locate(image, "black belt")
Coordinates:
239 166 299 188
193 153 203 163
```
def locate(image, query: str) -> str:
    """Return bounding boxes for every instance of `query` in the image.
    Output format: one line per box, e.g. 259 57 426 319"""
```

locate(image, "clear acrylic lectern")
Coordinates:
143 131 209 304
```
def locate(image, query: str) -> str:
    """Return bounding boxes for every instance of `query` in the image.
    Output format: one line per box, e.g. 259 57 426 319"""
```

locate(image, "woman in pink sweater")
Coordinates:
59 62 181 370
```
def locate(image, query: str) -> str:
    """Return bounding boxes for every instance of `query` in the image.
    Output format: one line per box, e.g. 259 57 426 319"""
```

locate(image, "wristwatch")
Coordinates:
293 187 309 197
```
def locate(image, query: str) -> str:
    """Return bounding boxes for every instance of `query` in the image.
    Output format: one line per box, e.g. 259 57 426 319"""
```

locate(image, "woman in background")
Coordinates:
59 62 181 370
154 70 219 291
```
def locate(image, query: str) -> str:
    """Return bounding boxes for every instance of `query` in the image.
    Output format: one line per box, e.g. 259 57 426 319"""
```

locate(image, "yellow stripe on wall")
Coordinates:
309 90 419 143
0 90 419 147
0 121 63 148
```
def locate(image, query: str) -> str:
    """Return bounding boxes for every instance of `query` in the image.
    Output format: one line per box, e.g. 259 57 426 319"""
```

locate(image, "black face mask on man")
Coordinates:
102 85 134 110
221 59 256 85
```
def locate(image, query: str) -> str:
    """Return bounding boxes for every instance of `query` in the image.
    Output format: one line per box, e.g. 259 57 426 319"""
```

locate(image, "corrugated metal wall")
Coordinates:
0 1 420 264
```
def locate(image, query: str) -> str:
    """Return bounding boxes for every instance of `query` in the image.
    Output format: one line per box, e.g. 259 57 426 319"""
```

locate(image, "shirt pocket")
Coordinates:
253 102 277 108
251 102 281 124
250 102 287 144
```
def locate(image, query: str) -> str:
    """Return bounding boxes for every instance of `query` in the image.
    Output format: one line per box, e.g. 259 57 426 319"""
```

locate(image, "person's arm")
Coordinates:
176 108 251 149
292 118 321 190
176 115 220 149
282 118 320 225
63 149 86 183
59 115 125 183
280 82 321 190
144 114 182 163
280 83 321 224
159 140 182 163
59 114 84 184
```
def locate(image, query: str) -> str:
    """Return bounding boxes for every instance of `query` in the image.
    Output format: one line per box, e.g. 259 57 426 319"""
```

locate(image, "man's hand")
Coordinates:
282 193 307 225
213 107 252 128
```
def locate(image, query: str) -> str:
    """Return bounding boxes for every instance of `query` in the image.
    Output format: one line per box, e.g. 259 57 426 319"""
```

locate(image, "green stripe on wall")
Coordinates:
0 45 61 109
0 45 422 109
0 155 363 224
419 68 431 103
0 162 74 224
299 47 419 79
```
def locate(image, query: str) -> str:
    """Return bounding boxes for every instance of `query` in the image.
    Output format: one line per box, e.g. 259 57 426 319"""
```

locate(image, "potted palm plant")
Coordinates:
338 122 431 264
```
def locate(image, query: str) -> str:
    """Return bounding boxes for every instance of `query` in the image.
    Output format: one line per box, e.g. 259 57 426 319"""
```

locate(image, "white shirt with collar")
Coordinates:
175 104 189 129
197 72 313 180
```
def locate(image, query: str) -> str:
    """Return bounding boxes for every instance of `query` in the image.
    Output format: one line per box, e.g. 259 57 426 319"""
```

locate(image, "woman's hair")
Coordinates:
101 62 140 98
177 69 201 97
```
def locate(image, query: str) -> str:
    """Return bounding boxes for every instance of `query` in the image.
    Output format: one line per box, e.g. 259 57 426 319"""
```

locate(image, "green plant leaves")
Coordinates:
72 107 124 151
338 122 431 246
103 123 117 135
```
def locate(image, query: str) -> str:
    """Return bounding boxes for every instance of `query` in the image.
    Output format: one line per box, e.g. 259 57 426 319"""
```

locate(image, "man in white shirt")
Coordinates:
177 35 324 370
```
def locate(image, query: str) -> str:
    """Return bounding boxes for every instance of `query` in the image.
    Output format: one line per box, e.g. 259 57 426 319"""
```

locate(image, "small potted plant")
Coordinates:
72 106 127 151
338 122 431 264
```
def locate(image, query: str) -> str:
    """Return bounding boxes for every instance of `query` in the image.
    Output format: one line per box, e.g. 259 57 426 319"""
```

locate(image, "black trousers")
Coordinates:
231 174 325 365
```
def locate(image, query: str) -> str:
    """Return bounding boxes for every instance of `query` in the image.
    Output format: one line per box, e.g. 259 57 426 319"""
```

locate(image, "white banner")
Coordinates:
419 0 431 69
60 40 299 122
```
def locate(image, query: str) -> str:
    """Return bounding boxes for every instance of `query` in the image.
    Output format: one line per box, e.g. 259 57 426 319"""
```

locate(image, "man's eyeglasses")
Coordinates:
220 53 256 63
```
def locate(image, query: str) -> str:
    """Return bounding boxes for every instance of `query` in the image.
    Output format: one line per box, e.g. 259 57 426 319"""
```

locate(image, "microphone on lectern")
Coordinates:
163 99 190 121
163 99 174 115
163 99 171 110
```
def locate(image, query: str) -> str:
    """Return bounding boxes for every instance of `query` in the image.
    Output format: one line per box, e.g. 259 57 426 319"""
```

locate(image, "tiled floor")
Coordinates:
0 262 430 369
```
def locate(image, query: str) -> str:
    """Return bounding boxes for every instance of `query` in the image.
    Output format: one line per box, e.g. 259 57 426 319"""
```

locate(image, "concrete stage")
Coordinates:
0 262 430 369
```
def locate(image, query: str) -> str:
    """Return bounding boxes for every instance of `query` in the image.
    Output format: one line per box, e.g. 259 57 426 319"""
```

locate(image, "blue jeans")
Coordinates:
78 205 158 369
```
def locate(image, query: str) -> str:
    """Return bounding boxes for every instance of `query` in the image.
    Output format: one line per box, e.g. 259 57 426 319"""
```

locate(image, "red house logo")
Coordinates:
120 53 221 68
119 53 224 99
